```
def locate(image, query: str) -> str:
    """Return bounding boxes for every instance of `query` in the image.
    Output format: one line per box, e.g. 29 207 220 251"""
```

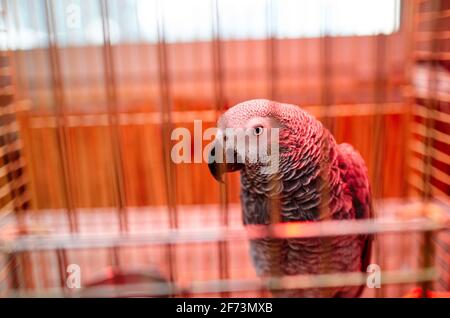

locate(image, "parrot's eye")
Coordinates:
253 126 263 136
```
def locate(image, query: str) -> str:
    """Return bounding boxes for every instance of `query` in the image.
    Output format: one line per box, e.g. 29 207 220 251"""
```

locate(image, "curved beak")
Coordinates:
207 142 244 183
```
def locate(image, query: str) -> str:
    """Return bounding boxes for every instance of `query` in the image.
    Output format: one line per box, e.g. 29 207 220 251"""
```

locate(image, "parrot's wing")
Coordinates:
337 143 373 219
337 143 373 297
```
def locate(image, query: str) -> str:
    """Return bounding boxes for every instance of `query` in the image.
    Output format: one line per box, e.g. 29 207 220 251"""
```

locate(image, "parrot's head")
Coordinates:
208 99 326 184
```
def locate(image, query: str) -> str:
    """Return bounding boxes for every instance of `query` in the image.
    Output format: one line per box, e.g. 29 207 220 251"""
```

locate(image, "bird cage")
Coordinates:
0 0 449 298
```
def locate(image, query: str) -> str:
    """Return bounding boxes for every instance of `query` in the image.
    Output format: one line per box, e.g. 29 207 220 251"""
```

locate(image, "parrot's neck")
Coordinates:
240 130 345 224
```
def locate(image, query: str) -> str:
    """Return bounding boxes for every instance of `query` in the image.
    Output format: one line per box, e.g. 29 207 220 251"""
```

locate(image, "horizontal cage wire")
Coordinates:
0 0 449 298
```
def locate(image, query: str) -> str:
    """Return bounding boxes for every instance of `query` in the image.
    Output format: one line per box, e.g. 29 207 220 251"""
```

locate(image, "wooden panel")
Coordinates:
19 104 409 209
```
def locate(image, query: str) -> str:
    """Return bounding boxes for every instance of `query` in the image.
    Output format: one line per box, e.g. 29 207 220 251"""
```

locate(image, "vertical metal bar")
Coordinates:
372 34 386 200
155 0 178 291
320 3 334 133
265 0 277 100
44 0 78 233
60 0 82 214
56 248 68 291
402 3 417 296
109 246 120 272
403 0 415 199
6 253 20 291
155 0 177 229
421 230 435 297
211 0 225 115
372 32 387 299
263 0 285 297
318 1 334 297
211 0 230 297
99 0 128 233
420 0 441 297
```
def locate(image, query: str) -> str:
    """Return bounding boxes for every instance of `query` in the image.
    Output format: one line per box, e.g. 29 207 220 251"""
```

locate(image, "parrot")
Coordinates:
208 99 373 298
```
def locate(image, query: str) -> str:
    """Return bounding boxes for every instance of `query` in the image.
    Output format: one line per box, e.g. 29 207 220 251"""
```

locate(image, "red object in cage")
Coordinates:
403 287 450 298
82 266 176 298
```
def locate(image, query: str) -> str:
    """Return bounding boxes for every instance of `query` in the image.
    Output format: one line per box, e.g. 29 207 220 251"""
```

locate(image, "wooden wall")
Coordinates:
11 32 412 209
17 104 410 209
14 33 406 112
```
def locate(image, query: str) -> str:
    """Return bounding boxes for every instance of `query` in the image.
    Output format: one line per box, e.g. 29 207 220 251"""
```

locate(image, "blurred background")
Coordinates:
0 0 448 297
